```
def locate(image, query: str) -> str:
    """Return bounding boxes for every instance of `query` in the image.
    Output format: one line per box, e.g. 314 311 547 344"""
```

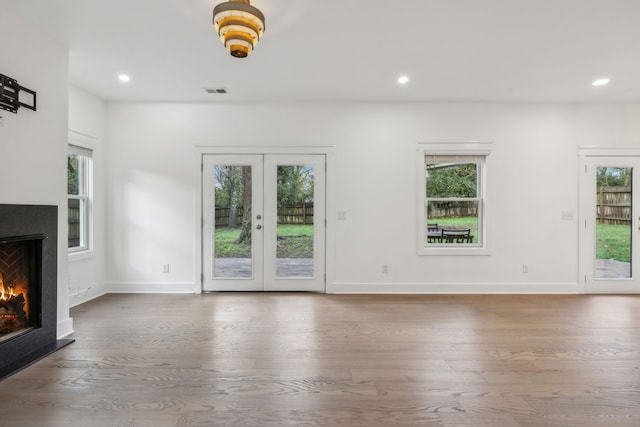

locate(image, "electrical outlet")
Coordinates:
522 264 529 274
163 264 170 273
382 264 389 274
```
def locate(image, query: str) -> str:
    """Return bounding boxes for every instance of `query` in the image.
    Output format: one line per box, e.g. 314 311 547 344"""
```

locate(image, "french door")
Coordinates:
579 151 640 292
202 154 325 292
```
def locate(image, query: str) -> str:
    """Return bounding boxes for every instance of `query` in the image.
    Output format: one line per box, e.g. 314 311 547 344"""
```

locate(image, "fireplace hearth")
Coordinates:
0 204 73 380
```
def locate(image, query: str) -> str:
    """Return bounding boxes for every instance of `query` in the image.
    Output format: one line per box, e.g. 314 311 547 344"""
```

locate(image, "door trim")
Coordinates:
194 146 334 293
578 147 640 293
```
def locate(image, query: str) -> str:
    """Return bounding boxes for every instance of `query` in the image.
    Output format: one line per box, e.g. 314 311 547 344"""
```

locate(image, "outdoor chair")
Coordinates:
442 228 472 243
427 223 442 243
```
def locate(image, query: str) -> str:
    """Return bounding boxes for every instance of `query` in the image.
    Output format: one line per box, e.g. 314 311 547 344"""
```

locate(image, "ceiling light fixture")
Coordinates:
398 75 410 85
592 77 610 87
118 74 131 83
213 0 265 58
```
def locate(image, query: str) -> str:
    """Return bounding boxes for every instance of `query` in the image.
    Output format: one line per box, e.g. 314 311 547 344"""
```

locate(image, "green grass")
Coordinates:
277 224 313 258
214 227 251 258
215 224 313 258
428 216 479 243
427 218 631 259
276 224 313 237
596 223 631 263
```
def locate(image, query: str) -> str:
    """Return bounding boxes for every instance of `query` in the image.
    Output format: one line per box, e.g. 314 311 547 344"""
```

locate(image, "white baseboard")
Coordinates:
326 282 580 294
69 290 107 308
57 317 74 339
105 281 198 294
96 281 580 295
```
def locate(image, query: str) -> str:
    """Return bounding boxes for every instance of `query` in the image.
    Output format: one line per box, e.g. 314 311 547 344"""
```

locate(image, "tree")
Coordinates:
277 166 314 206
68 154 79 194
215 165 243 228
236 166 252 244
597 167 631 187
426 163 477 198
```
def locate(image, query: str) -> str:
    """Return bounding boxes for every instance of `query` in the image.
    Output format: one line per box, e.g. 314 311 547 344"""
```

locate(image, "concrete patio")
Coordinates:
214 258 314 278
595 259 631 279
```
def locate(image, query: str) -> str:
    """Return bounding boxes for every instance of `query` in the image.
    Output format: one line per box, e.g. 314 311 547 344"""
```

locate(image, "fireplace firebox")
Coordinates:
0 204 73 380
0 235 43 343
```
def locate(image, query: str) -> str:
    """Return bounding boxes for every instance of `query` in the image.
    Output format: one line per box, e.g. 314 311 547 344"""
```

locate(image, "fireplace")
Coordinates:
0 235 43 342
0 204 73 380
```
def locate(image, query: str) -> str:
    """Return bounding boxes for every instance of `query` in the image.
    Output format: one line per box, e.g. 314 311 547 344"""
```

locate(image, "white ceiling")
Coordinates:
3 0 640 103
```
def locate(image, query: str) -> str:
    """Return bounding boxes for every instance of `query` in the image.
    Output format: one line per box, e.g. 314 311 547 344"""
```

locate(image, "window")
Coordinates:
68 144 93 252
418 145 489 255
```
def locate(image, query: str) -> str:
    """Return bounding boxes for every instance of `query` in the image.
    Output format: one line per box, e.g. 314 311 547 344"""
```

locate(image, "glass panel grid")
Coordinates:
68 150 91 251
275 165 315 278
594 166 632 279
424 158 483 246
213 164 253 278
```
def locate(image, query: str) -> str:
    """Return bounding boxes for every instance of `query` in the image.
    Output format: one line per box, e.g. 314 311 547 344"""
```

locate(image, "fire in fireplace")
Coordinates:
0 273 29 338
0 236 41 344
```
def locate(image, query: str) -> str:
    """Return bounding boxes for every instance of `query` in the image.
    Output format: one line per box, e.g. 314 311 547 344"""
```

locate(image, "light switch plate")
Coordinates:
561 211 574 220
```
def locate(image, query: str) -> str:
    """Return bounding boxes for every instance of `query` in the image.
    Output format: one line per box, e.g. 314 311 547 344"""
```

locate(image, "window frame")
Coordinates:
417 143 491 256
68 134 94 256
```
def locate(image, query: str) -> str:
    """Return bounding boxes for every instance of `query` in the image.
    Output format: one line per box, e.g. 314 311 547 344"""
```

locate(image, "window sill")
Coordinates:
69 249 95 262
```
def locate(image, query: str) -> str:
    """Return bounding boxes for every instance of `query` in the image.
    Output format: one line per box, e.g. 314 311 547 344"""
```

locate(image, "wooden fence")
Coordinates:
68 202 80 247
216 202 314 226
427 202 477 219
597 186 631 225
215 206 245 227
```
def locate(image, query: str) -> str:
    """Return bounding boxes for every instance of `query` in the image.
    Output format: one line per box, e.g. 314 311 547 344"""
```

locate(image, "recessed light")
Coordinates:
592 77 610 87
398 75 409 85
118 74 131 83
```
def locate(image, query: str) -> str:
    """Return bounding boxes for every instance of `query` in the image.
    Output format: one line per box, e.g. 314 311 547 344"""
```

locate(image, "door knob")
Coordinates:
256 215 262 220
256 224 262 230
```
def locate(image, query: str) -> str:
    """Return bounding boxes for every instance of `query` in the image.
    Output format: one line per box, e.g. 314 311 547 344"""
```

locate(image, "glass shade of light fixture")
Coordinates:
592 77 610 87
213 0 265 58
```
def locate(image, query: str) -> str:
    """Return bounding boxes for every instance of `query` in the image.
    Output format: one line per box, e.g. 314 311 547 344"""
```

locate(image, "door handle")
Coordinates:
256 215 262 220
256 224 262 230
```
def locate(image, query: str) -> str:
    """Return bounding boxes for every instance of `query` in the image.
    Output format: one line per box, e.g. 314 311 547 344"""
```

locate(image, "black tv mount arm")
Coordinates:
0 73 37 114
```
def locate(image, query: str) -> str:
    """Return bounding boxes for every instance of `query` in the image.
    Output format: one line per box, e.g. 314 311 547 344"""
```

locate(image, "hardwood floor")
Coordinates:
1 293 640 426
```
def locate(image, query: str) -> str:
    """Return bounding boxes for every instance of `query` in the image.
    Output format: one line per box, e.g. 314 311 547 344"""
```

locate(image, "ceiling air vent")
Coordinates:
204 88 227 94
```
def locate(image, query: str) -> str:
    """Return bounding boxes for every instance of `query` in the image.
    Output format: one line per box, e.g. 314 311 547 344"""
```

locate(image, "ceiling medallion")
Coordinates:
213 0 265 58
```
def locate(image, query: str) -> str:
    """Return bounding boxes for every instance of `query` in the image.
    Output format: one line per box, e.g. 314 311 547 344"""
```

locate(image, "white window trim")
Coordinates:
417 142 491 256
68 131 96 260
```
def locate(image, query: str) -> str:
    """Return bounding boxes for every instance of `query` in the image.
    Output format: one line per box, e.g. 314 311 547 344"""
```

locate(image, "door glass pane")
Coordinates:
276 165 314 278
595 166 632 279
214 165 253 278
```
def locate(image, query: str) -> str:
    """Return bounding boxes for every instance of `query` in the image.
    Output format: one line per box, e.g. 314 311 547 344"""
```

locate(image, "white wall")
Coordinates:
0 7 72 336
104 101 640 293
68 85 107 306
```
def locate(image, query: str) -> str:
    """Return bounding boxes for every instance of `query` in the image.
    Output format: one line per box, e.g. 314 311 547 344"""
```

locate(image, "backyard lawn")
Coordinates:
596 223 631 263
218 220 630 263
215 224 313 258
430 218 631 263
429 216 479 243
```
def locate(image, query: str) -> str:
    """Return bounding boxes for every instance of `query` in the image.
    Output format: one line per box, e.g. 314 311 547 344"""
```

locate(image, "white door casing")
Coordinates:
579 149 640 293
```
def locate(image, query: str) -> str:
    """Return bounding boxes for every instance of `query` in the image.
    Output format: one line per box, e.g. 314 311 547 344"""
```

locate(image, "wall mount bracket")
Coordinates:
0 73 37 114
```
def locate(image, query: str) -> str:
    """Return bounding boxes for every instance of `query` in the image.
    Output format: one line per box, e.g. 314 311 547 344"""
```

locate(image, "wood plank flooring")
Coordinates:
1 293 640 426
